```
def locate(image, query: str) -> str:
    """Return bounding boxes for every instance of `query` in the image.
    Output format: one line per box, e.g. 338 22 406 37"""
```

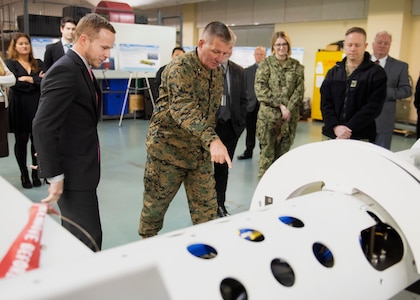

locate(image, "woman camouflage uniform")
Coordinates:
255 31 304 179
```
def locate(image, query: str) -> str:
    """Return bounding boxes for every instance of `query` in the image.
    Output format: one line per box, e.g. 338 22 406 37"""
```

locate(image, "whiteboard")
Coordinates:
93 22 176 79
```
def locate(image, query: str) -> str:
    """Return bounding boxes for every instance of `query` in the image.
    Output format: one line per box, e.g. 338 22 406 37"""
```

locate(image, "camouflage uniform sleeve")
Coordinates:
286 62 305 112
166 59 220 151
254 58 278 107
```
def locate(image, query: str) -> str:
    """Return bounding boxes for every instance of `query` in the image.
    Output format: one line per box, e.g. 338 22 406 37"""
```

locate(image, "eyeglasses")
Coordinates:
274 43 288 48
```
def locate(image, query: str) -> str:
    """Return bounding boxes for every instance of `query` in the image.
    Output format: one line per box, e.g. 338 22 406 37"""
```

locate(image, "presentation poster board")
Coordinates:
31 23 176 79
291 47 304 64
94 22 176 79
230 47 257 68
31 37 59 60
118 44 160 72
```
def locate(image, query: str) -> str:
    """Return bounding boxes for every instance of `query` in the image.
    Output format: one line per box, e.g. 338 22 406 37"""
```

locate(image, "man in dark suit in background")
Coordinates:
237 46 266 160
214 39 247 217
371 31 412 150
44 16 77 71
32 13 116 251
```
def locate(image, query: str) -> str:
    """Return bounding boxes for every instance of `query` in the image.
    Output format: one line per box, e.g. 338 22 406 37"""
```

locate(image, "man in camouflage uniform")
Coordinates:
139 21 234 238
255 31 304 179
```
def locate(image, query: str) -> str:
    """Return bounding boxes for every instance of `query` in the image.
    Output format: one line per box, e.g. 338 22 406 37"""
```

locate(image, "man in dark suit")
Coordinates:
44 16 77 71
214 46 247 217
371 31 412 150
237 46 266 160
32 14 116 251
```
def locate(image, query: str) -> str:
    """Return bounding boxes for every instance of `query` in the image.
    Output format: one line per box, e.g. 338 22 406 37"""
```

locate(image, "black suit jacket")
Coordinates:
244 63 258 112
226 60 247 137
33 50 102 190
44 40 65 70
152 64 166 101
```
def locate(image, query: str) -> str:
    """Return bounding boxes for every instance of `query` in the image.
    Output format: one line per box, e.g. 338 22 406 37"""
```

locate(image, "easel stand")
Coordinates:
118 73 155 127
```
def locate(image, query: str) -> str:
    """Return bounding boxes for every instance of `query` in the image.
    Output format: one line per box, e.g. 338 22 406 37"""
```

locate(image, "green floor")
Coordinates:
0 118 416 250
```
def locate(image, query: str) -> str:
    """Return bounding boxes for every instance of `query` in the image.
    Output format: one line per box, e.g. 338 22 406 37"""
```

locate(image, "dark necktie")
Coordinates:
375 59 380 64
218 65 231 121
223 65 228 96
88 68 98 107
64 44 72 53
88 67 93 80
88 67 100 162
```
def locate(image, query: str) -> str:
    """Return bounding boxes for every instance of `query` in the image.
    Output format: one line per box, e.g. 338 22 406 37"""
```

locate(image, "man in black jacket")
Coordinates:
44 17 77 71
33 14 116 251
237 46 266 160
214 43 247 217
320 27 387 142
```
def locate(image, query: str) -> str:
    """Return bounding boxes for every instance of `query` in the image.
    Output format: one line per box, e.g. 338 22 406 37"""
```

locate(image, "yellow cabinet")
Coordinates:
311 51 343 120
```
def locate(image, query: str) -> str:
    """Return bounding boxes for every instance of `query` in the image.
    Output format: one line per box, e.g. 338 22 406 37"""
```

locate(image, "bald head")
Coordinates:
254 46 266 64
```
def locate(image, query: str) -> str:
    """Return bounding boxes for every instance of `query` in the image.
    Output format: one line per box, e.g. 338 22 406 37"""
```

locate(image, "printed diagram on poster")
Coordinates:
118 44 160 72
30 23 175 78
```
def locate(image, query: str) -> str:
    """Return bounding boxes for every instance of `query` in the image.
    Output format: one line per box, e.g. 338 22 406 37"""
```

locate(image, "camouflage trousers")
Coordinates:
138 154 217 238
256 117 298 179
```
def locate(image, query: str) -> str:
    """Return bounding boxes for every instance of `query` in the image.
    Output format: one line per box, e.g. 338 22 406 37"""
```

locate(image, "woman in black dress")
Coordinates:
5 33 45 188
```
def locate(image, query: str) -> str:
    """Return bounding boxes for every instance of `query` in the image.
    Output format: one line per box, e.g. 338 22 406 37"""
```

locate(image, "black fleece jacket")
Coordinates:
320 52 387 142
